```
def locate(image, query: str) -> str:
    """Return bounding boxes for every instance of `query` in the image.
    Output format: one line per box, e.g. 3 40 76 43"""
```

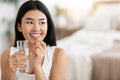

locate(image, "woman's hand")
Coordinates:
9 51 27 73
29 40 46 67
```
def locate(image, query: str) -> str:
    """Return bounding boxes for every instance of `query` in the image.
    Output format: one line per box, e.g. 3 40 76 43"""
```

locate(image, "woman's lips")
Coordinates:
30 33 41 39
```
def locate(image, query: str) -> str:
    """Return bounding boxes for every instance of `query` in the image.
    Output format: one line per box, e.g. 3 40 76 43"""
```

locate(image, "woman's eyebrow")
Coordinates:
25 17 46 21
25 17 34 20
38 18 46 21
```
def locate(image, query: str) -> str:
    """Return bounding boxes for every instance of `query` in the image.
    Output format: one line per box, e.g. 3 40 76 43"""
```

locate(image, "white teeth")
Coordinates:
31 34 40 37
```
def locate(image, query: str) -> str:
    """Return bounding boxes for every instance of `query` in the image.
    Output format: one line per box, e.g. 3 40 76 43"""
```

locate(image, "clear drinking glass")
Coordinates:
17 40 29 73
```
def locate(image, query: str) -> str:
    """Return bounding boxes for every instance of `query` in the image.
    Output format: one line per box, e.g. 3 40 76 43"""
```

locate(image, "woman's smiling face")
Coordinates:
18 10 48 43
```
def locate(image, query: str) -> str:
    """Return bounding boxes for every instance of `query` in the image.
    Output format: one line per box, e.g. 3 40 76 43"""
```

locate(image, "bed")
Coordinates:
57 29 120 80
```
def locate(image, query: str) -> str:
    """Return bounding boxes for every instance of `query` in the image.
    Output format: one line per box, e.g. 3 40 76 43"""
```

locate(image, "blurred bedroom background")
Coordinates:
1 0 120 80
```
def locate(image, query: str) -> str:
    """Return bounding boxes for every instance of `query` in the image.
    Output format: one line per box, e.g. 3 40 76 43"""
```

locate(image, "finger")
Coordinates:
14 60 26 66
33 47 45 57
35 40 45 46
33 40 46 49
15 56 27 62
9 55 27 66
16 62 27 68
41 41 46 49
33 40 40 45
17 51 25 55
12 51 25 58
18 64 27 68
34 46 44 54
9 59 17 72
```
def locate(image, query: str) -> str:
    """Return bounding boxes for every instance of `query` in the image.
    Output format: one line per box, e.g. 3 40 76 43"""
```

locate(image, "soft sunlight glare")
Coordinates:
56 0 94 10
42 0 94 10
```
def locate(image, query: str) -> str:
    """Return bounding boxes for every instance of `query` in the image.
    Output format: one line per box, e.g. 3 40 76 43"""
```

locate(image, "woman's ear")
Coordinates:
17 23 22 32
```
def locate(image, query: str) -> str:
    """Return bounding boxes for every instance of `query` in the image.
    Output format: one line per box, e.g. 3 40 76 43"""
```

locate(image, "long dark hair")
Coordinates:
14 0 56 47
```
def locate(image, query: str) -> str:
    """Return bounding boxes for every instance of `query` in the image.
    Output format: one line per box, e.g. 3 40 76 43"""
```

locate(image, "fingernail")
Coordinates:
21 51 24 54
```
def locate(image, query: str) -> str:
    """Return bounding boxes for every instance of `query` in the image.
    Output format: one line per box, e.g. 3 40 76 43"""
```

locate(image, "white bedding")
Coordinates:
57 29 120 80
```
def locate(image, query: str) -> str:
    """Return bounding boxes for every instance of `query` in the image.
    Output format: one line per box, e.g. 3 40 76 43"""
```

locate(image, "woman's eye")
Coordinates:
39 22 45 24
26 21 33 24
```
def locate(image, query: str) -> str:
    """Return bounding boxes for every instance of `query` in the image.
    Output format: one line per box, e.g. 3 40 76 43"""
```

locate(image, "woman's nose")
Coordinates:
33 23 40 30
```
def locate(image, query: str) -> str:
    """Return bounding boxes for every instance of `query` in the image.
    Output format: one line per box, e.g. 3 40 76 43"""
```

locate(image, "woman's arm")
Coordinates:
50 48 68 80
1 49 16 80
31 40 47 80
1 49 9 80
34 65 46 80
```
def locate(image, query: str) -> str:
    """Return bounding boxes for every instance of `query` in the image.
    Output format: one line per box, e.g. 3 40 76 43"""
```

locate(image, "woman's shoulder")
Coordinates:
1 48 10 60
54 47 66 55
53 47 68 62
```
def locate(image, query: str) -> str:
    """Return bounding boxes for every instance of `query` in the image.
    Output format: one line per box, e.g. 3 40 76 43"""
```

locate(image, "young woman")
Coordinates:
1 0 68 80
